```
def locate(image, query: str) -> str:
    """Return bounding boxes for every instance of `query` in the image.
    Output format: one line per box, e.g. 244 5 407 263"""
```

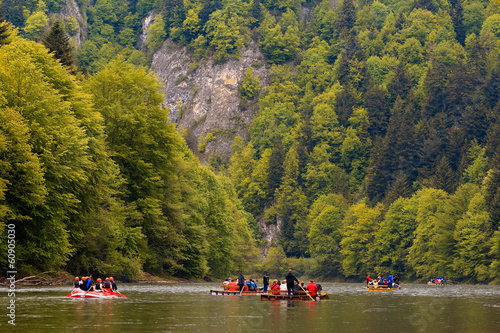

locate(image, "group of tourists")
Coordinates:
366 274 400 287
429 276 447 285
223 269 322 297
73 274 118 292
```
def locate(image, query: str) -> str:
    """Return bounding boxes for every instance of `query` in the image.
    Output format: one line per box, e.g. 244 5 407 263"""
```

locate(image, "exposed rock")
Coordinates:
151 40 269 162
138 11 155 51
60 0 87 47
258 212 282 259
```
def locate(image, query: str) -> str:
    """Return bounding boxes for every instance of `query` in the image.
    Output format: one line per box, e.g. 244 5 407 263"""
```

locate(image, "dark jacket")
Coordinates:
103 280 111 289
263 275 269 286
285 273 299 286
238 274 245 285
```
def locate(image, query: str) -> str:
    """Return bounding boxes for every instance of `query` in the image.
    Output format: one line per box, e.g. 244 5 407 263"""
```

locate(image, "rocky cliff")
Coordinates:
151 40 269 163
60 0 87 47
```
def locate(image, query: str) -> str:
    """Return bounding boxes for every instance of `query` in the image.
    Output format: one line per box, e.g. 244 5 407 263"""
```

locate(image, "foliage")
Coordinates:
240 66 261 100
2 0 500 283
42 19 74 68
146 14 166 53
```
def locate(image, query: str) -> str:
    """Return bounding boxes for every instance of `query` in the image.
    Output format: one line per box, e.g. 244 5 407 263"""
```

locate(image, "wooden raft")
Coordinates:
365 285 400 291
261 291 329 301
210 290 263 296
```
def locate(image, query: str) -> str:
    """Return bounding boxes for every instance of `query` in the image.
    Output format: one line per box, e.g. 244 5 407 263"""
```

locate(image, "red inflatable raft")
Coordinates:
66 289 126 299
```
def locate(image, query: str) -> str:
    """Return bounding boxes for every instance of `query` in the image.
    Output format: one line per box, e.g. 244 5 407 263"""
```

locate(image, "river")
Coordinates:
2 282 499 332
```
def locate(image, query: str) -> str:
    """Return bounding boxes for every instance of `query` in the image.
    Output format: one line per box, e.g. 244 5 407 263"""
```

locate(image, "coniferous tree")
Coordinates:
485 68 500 109
1 0 24 28
364 82 390 138
0 6 11 46
431 157 456 193
42 19 74 68
337 0 356 33
450 0 465 46
414 0 435 12
423 63 450 119
387 63 412 107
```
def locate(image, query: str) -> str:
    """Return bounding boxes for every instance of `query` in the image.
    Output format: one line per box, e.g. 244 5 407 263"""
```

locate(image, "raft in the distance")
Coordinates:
365 285 400 291
66 289 126 299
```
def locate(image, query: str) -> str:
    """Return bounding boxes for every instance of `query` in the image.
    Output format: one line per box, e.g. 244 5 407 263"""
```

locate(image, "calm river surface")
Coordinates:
2 282 499 332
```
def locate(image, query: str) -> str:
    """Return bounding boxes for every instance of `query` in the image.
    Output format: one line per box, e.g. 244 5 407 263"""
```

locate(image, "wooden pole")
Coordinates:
300 285 315 301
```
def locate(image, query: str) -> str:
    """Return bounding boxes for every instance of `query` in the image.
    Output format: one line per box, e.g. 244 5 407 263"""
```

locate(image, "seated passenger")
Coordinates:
270 280 281 295
246 279 257 291
103 277 111 291
306 280 318 297
110 277 117 291
228 280 239 291
293 281 302 292
80 277 89 291
95 278 103 292
74 277 81 289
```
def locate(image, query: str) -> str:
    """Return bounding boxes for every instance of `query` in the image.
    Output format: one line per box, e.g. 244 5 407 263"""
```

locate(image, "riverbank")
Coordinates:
0 271 199 286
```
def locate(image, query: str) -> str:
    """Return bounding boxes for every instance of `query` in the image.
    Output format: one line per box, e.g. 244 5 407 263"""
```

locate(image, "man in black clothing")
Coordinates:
263 273 270 293
238 272 245 293
285 269 299 295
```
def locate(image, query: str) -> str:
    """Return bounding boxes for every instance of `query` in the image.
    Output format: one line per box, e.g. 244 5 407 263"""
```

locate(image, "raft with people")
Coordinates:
67 275 126 298
365 274 400 291
365 284 400 291
66 289 126 299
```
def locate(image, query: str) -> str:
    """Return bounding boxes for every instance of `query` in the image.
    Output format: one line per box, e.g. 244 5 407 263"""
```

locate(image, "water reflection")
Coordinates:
1 283 498 332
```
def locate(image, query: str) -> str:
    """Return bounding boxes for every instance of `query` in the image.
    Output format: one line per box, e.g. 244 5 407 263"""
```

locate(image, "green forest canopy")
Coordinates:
1 0 500 283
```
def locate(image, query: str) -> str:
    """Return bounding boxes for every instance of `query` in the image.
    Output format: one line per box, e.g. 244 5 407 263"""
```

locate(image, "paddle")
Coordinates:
300 285 315 301
117 290 127 298
399 281 411 288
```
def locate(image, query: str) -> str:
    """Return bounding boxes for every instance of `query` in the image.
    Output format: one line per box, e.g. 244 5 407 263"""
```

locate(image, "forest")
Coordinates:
1 0 500 283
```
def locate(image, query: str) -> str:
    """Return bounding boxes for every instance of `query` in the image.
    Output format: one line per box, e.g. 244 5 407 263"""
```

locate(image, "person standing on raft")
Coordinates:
237 272 245 293
263 273 270 293
285 269 300 295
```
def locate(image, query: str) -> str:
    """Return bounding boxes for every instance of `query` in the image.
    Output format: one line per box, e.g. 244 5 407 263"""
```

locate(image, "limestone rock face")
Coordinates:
151 40 268 162
60 0 87 47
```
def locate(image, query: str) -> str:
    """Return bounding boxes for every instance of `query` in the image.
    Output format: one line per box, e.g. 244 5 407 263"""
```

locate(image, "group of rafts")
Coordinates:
210 281 329 301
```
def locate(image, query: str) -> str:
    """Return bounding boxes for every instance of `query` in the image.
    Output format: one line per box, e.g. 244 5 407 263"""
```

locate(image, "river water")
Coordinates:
2 282 499 332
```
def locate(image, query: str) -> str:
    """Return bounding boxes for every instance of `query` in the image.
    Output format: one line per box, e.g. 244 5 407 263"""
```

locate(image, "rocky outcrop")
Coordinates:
258 213 282 259
151 40 269 162
60 0 87 47
138 11 154 51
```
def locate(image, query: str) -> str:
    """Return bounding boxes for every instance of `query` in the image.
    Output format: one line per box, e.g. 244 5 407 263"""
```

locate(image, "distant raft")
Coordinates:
210 289 264 296
365 284 400 291
66 289 126 299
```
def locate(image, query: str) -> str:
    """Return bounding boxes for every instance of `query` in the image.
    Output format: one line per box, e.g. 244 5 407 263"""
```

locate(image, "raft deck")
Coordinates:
261 292 329 301
210 290 263 296
365 285 400 291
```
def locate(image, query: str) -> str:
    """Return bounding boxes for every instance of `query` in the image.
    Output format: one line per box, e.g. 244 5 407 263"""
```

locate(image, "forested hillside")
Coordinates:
1 0 500 283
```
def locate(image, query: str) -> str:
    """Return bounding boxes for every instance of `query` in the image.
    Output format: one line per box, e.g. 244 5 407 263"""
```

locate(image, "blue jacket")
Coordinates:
388 275 393 283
